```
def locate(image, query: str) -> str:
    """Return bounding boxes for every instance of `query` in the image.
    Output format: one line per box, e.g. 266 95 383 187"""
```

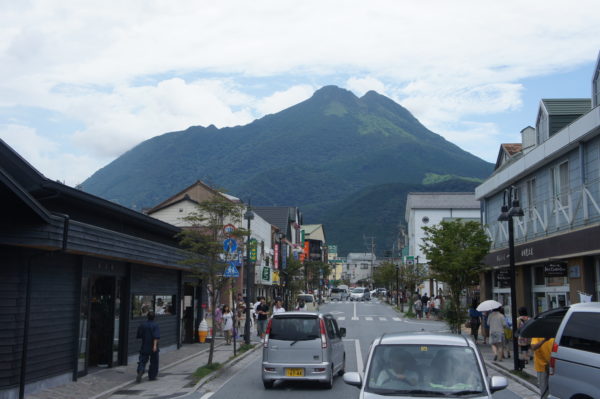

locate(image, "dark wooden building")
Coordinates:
0 140 204 399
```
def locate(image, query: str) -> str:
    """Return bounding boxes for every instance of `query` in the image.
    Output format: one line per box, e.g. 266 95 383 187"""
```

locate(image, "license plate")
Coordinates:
285 368 304 377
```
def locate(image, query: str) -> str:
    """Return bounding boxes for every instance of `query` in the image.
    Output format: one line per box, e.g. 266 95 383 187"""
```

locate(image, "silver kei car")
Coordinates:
262 311 346 389
344 332 508 398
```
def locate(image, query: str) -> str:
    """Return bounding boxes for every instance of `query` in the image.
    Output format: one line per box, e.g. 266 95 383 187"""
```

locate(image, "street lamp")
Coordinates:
243 204 254 345
497 186 524 371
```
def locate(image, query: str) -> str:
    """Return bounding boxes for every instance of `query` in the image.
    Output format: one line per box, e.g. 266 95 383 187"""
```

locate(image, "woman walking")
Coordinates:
517 307 532 369
222 305 234 345
488 306 507 361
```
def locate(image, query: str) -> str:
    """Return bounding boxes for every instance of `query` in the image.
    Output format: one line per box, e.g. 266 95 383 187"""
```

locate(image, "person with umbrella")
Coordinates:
476 300 503 346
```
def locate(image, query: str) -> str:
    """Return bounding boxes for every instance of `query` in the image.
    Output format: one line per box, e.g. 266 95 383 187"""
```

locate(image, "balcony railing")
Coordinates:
486 177 600 249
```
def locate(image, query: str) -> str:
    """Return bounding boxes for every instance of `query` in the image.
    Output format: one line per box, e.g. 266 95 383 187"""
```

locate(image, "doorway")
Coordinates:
88 276 116 368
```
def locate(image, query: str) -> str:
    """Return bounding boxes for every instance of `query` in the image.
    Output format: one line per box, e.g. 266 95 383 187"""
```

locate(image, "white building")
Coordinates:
405 192 481 295
342 252 379 285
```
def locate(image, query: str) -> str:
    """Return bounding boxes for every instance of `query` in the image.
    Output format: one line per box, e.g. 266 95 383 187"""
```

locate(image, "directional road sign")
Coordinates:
224 261 239 277
223 238 237 253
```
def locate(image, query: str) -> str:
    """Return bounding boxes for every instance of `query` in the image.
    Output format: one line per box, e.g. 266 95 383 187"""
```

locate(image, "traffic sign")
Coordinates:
224 261 239 277
223 238 237 253
405 256 415 265
223 224 236 236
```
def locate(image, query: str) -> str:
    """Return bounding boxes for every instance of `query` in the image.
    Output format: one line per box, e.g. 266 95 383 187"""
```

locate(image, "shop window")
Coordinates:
132 294 176 318
534 266 545 285
547 277 567 287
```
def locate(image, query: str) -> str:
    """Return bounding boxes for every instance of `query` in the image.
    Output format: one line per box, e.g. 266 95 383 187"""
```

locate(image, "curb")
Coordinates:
88 342 223 399
175 341 263 398
485 360 540 395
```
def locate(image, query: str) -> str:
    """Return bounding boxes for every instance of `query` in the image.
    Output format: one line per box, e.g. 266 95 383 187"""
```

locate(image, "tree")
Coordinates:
420 219 490 333
373 261 397 300
178 195 247 365
398 261 429 315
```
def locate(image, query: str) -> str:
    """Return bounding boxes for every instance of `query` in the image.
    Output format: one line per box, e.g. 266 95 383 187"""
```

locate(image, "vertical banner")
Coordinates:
303 241 310 262
274 243 279 270
281 243 287 270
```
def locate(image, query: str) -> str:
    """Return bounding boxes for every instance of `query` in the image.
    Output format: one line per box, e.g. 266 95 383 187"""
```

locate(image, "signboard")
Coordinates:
224 261 239 277
544 262 567 277
272 270 280 284
249 238 257 261
496 268 510 288
405 256 414 265
223 238 237 253
261 266 271 282
274 243 279 270
223 224 236 236
281 243 287 270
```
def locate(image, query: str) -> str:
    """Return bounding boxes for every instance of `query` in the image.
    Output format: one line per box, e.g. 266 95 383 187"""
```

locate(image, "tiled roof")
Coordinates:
252 206 292 232
502 143 522 156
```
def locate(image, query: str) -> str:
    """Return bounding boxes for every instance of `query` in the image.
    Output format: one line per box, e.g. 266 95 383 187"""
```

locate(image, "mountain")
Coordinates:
81 85 493 255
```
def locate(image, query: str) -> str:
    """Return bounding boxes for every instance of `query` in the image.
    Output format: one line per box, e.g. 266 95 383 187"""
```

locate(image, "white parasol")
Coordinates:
476 300 503 312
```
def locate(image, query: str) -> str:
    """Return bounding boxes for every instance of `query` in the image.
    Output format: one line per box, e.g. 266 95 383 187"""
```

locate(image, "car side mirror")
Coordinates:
339 327 346 337
343 371 362 387
489 376 508 392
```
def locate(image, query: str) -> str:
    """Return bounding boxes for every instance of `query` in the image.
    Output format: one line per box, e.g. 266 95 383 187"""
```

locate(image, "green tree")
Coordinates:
178 195 247 365
398 261 429 315
420 219 490 333
373 262 397 301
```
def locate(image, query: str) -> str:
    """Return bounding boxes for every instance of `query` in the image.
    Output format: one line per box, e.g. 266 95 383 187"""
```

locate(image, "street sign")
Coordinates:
224 261 239 277
261 266 271 281
223 224 236 236
249 238 257 261
223 238 237 253
405 256 415 265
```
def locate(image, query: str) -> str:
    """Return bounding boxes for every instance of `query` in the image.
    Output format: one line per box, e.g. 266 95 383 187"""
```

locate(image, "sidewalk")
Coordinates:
26 335 262 399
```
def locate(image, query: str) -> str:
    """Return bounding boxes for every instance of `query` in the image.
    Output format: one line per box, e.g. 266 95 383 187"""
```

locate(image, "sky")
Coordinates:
1 1 599 186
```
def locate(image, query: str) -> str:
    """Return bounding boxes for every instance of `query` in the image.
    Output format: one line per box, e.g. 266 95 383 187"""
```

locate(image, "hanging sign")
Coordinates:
249 238 257 261
274 243 279 270
544 262 567 277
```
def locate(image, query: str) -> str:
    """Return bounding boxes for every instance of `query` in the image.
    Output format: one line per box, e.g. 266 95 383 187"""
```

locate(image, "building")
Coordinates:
475 53 600 316
343 253 379 285
405 192 481 296
0 140 198 399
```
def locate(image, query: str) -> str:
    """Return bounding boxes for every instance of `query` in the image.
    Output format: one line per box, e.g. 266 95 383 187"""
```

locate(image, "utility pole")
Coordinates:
363 235 376 289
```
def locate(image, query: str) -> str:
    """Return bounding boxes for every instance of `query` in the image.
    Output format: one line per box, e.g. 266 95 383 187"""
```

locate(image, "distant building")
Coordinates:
405 192 481 296
343 252 379 285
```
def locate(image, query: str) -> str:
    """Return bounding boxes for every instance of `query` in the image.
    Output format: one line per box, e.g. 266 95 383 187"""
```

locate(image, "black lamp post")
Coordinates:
497 187 524 371
243 204 254 345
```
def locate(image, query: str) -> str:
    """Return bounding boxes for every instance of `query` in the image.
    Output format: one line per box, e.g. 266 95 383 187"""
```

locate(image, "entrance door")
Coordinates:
548 292 569 310
181 284 196 343
89 276 116 368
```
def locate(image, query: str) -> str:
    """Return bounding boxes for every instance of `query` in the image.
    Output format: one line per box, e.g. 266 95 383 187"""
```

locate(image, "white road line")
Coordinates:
392 317 402 321
379 317 387 321
365 316 373 321
355 339 364 374
337 316 346 321
353 301 357 320
200 393 214 399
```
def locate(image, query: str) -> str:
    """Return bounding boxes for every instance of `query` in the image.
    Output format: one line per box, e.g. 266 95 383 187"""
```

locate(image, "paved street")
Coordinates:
199 300 529 399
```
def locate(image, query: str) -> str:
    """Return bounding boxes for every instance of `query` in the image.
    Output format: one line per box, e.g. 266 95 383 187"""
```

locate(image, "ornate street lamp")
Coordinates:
497 187 524 371
243 204 254 345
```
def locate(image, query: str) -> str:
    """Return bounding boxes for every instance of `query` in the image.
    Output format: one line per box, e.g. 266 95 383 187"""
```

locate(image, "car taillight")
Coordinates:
549 341 558 375
320 318 328 349
263 318 272 348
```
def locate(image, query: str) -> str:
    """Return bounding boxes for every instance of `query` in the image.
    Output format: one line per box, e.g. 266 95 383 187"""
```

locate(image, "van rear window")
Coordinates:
560 312 600 354
270 317 320 341
297 295 313 303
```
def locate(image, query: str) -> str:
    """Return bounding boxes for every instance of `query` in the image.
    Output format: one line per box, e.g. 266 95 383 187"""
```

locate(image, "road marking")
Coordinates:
365 316 373 321
355 339 364 374
392 317 401 321
352 302 358 320
379 317 387 321
200 392 214 399
337 316 346 321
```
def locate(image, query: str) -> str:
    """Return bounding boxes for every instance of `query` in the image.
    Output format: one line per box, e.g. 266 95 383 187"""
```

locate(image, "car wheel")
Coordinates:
263 379 274 389
323 365 333 389
338 354 346 376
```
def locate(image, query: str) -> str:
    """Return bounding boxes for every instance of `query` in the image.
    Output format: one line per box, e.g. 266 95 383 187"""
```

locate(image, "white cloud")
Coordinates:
346 77 387 97
255 85 315 115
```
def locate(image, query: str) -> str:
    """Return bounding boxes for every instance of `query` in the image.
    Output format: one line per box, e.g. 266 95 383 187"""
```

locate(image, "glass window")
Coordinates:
366 344 484 395
534 266 545 285
551 161 569 208
560 313 600 354
155 295 176 315
269 316 319 341
326 318 336 339
132 295 154 318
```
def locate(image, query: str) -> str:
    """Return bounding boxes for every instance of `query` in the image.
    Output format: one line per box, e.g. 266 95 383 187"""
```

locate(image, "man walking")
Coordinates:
256 297 270 339
136 311 160 382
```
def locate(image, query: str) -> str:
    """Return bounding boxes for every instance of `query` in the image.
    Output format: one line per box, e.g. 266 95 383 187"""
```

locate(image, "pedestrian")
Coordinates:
421 293 429 313
482 311 490 344
517 307 532 369
468 301 482 343
222 305 233 345
296 298 306 311
256 297 270 339
531 337 554 398
488 306 506 361
214 304 223 337
413 296 423 319
136 311 160 383
253 296 261 336
434 296 441 319
424 297 431 319
499 307 512 360
273 297 285 314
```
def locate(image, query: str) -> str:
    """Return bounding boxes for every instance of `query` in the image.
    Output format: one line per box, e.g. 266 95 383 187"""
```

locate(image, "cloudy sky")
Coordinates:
1 1 599 186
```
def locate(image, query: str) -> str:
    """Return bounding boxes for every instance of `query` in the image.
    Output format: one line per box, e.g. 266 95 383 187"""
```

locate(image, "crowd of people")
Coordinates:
412 292 442 319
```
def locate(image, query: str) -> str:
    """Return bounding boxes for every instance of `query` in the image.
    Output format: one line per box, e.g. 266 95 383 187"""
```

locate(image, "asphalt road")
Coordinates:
201 299 523 399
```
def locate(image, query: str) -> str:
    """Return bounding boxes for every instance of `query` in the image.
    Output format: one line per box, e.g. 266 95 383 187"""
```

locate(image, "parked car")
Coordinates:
262 311 346 389
548 302 600 399
344 332 508 398
350 287 370 301
330 287 348 301
377 288 388 297
296 294 316 311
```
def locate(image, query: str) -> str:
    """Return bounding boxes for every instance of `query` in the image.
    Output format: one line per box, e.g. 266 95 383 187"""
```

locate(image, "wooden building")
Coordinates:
0 139 204 399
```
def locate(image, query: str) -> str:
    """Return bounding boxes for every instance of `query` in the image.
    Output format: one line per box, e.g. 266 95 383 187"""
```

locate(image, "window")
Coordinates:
269 316 319 341
132 294 176 318
422 216 430 224
551 161 569 207
560 313 600 354
326 318 336 339
534 266 545 286
526 178 537 219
